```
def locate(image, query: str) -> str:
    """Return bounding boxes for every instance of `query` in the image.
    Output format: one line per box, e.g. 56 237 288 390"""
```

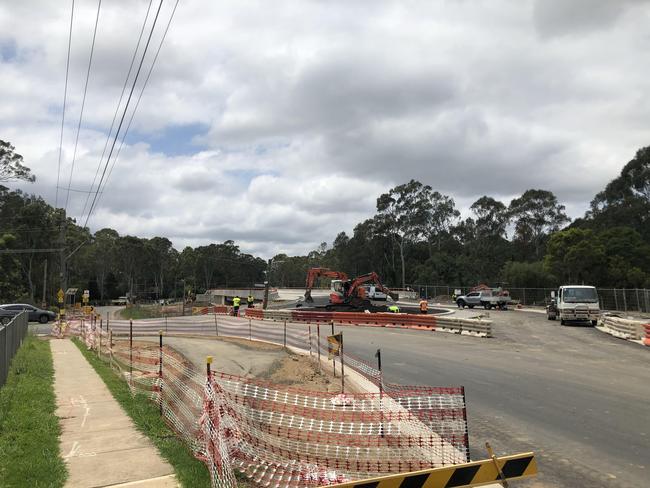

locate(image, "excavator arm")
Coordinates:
304 267 349 302
344 272 392 300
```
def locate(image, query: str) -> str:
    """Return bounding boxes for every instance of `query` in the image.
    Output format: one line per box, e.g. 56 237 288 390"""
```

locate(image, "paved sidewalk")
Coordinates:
51 339 178 487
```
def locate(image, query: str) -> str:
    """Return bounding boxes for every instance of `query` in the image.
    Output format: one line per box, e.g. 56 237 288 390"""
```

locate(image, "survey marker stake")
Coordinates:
486 442 509 487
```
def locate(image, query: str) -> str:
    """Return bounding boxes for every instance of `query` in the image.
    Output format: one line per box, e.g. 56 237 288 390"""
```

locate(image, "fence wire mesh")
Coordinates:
59 314 469 487
410 285 650 313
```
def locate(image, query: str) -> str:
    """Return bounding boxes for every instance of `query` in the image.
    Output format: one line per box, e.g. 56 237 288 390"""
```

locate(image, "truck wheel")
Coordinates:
39 314 49 324
560 319 566 325
456 299 466 308
468 304 475 309
547 314 554 321
0 316 10 325
591 320 597 327
482 302 490 310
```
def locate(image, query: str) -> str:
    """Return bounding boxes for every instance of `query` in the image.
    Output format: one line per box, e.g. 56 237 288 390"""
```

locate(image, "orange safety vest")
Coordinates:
419 300 428 312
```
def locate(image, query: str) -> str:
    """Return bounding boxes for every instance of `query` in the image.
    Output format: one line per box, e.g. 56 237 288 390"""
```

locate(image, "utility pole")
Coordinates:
59 209 67 296
42 259 48 307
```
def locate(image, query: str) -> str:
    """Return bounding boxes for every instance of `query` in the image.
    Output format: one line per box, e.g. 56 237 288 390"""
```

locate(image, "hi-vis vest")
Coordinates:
247 295 254 303
388 305 400 313
233 297 241 307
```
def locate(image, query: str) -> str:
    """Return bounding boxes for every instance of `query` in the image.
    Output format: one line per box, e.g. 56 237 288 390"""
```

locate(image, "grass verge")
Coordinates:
71 337 212 488
119 305 163 320
0 335 67 487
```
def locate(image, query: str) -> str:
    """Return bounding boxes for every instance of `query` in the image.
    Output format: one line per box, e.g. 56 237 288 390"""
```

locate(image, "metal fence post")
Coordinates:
623 290 627 312
249 318 252 341
309 324 312 357
340 332 345 393
109 329 113 369
129 319 133 383
159 330 164 416
283 320 287 348
317 323 321 371
214 314 219 336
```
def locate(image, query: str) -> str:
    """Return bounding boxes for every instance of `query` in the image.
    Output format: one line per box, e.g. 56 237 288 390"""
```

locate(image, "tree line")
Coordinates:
268 147 650 291
1 139 649 305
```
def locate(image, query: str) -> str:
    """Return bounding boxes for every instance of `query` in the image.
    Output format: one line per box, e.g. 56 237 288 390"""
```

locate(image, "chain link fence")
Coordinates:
408 285 650 313
0 311 29 388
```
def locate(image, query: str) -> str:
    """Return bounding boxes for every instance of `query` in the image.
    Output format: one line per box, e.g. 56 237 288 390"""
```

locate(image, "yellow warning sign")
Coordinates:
57 288 65 303
328 333 342 359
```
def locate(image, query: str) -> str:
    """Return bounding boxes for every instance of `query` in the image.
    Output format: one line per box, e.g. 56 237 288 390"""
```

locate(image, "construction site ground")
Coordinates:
333 308 648 488
135 335 342 392
33 305 648 487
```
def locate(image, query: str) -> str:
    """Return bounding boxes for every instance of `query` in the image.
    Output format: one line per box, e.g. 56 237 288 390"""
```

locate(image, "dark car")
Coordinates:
0 304 57 324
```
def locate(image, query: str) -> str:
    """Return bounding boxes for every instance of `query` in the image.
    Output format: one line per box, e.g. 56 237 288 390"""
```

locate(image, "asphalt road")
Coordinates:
334 310 649 488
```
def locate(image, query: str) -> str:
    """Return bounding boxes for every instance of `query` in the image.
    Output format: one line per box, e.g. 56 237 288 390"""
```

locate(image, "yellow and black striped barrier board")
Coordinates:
331 452 537 488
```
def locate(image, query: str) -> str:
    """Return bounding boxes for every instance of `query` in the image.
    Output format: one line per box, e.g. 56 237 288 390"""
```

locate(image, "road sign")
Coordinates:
328 333 342 359
57 288 64 303
82 289 89 304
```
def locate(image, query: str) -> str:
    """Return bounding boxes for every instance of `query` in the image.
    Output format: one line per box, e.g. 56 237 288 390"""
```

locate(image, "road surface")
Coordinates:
334 310 649 488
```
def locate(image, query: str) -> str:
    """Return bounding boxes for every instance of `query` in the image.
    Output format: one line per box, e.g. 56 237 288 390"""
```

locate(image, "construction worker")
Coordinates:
232 296 241 316
247 294 254 308
388 304 400 313
419 298 428 314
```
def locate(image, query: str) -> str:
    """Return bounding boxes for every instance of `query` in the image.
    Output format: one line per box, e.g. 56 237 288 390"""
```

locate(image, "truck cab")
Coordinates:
547 285 600 326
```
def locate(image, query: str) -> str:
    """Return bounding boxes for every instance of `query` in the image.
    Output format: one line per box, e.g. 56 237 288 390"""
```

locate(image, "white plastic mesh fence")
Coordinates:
62 315 469 487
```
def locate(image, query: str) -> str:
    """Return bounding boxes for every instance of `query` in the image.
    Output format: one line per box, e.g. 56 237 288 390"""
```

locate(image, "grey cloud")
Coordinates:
533 0 648 38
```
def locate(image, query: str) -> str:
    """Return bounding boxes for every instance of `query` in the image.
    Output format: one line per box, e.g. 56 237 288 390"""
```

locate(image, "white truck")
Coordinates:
546 285 600 326
456 289 513 310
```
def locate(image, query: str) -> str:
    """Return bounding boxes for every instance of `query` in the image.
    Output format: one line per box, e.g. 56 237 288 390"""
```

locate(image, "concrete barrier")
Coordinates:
599 315 646 340
245 308 492 337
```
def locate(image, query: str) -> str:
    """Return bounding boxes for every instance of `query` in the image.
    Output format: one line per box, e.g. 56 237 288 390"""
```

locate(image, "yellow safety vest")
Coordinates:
388 305 400 313
233 297 241 306
247 296 254 303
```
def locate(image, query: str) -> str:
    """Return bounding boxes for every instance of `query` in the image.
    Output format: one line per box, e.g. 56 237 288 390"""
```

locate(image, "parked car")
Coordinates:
0 303 57 323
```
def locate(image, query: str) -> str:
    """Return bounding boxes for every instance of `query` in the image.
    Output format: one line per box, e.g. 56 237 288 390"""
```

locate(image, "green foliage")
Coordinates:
0 336 67 487
501 261 557 288
0 140 35 183
589 146 650 240
508 189 570 260
544 226 650 287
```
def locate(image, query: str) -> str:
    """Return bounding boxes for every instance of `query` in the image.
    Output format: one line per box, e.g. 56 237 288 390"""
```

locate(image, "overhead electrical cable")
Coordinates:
83 0 165 229
79 0 154 222
104 0 181 194
63 0 103 214
55 0 75 208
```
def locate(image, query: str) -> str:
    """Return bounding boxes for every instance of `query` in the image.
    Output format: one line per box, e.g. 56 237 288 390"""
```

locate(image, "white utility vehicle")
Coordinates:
546 285 600 326
456 288 513 310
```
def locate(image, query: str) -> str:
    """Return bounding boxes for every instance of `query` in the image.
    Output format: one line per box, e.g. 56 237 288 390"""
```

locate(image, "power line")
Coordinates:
80 0 154 222
105 0 181 194
63 0 103 214
55 0 75 209
83 0 165 229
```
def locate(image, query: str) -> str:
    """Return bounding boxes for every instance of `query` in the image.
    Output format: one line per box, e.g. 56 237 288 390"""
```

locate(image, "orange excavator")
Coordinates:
303 267 394 310
304 267 349 302
328 271 394 309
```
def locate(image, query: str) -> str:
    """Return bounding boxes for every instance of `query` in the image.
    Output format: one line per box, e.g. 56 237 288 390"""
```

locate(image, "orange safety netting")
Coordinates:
58 315 469 487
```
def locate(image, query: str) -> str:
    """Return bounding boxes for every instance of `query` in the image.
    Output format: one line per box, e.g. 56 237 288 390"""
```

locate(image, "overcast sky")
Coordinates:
1 0 649 257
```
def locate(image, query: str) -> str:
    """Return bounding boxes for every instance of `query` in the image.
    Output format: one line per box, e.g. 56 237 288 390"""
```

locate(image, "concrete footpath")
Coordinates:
51 339 178 488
